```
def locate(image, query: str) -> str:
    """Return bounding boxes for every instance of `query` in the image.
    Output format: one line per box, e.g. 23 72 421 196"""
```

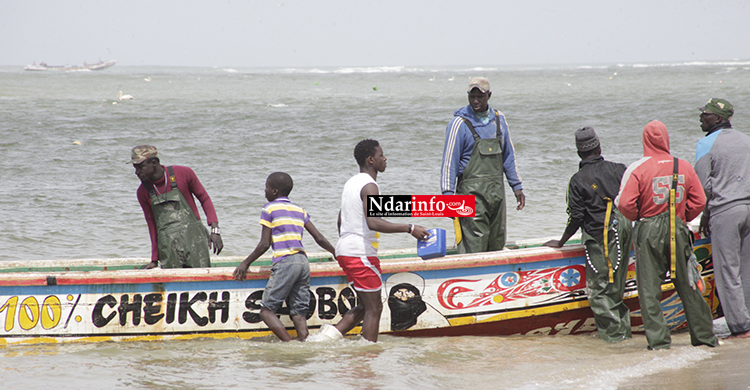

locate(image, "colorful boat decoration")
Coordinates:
23 60 116 72
0 236 718 345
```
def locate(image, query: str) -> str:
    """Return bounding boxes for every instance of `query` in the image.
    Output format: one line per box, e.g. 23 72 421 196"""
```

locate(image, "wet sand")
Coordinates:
620 335 750 390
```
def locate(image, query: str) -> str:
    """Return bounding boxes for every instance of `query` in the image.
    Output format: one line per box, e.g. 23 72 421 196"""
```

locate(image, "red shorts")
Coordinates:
336 256 382 292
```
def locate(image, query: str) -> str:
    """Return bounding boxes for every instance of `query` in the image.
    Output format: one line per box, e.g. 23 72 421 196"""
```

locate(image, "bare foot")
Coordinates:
727 330 750 339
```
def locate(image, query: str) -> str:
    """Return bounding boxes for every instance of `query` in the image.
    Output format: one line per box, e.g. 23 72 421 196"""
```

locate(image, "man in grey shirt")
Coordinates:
695 98 750 339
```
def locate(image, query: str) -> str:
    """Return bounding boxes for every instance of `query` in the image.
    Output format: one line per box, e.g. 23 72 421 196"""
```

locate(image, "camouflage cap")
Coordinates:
128 145 158 164
467 77 491 93
698 98 734 120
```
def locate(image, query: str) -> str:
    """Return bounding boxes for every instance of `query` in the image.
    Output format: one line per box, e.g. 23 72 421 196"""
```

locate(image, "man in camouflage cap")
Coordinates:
440 77 525 253
698 98 733 124
130 145 223 269
695 98 750 338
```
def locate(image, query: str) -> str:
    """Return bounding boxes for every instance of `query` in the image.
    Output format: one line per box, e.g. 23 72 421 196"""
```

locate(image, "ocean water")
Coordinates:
1 61 750 389
0 332 741 390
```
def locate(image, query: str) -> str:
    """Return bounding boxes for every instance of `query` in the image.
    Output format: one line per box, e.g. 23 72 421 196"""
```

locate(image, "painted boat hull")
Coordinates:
0 238 718 345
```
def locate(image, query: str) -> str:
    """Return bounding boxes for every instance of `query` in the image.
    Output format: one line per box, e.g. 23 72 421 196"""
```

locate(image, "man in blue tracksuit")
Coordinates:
441 77 525 253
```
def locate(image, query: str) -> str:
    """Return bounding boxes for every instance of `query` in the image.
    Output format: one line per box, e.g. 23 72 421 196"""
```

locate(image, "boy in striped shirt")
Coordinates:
233 172 336 341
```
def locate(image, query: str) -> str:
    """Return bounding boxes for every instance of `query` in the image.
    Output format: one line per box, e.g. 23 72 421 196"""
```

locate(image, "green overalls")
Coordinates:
146 166 211 269
581 208 633 343
634 158 717 349
456 113 506 254
576 170 633 342
634 213 717 349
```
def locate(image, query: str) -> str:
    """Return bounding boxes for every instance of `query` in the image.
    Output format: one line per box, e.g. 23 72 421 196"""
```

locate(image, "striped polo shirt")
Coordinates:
259 197 310 263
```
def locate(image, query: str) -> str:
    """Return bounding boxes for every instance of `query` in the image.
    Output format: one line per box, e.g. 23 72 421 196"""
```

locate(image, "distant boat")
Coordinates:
24 60 116 72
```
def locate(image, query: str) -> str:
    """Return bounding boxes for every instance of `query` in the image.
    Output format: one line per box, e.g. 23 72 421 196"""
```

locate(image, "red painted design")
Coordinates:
437 265 587 310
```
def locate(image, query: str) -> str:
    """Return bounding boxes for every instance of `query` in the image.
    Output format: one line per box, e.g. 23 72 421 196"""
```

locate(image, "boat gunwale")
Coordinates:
0 244 585 287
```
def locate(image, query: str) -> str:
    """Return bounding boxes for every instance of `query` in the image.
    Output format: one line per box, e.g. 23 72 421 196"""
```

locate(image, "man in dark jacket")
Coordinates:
544 127 632 343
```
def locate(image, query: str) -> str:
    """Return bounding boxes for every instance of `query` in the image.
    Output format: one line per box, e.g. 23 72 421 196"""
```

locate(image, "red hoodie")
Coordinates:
615 120 706 223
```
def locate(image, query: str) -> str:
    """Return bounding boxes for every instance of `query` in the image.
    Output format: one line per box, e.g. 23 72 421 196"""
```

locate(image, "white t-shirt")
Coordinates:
336 172 381 257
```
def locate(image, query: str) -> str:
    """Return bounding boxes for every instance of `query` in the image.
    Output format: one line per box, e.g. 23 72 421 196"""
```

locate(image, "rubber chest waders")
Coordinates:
575 167 633 342
456 111 506 253
577 171 628 284
145 166 210 268
632 160 717 349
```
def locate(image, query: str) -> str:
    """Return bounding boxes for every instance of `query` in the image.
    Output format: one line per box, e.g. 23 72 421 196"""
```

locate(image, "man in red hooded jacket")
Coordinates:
615 120 717 350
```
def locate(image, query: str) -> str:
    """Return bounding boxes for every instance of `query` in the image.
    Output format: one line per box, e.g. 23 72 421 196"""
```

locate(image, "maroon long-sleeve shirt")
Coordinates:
137 165 219 261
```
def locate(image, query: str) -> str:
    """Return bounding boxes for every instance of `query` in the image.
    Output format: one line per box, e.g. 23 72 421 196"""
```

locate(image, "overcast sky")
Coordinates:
2 0 749 68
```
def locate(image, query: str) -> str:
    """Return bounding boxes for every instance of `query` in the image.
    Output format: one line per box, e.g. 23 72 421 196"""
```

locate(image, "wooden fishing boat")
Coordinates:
23 60 116 72
0 236 717 345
